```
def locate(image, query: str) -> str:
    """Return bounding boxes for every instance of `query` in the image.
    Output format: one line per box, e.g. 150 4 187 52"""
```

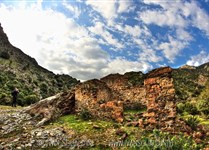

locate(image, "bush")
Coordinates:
24 94 39 105
79 108 92 121
177 102 198 115
177 102 185 114
0 51 10 59
185 116 200 130
40 82 48 93
0 93 10 105
197 99 209 116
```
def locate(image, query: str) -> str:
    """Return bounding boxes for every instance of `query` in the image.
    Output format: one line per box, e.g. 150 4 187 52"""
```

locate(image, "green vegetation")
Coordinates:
79 108 92 121
177 102 198 115
0 29 79 106
51 114 204 149
125 71 144 86
0 57 79 106
185 116 200 130
172 69 204 101
0 51 10 59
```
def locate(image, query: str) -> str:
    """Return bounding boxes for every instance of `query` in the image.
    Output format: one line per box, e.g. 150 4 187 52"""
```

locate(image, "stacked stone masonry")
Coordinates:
140 67 192 133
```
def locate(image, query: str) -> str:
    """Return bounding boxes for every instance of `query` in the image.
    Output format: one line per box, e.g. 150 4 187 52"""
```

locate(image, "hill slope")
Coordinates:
0 23 79 106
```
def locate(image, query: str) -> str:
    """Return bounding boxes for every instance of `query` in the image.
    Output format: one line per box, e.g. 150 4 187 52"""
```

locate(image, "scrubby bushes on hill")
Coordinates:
197 99 209 117
0 51 10 59
177 102 199 115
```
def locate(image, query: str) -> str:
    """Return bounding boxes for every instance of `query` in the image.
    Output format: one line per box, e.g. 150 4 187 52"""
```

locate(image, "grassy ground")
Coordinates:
0 105 208 149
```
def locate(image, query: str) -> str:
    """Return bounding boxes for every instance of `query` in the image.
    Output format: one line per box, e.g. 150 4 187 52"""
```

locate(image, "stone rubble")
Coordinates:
0 109 81 150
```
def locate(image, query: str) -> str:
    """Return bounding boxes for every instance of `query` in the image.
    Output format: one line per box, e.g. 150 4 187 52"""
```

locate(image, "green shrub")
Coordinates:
177 102 198 115
197 99 209 116
185 116 200 130
177 102 185 114
79 108 92 121
0 51 10 59
185 103 198 115
24 94 39 105
0 93 10 105
40 82 48 93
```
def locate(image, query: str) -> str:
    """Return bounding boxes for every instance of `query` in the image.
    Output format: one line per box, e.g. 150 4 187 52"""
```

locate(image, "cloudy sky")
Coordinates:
1 0 209 80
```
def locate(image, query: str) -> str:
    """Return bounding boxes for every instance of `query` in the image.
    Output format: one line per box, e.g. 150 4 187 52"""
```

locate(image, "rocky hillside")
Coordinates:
0 23 79 106
172 64 209 101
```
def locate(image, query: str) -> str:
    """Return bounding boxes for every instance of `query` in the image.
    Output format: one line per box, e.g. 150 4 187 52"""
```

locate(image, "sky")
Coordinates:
1 0 209 81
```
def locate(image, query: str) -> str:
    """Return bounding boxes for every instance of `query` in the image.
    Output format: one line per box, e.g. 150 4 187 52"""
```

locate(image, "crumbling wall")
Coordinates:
139 67 191 133
75 79 123 122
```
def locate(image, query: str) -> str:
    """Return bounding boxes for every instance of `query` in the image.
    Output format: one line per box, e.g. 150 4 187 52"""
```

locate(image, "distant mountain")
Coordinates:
0 23 79 106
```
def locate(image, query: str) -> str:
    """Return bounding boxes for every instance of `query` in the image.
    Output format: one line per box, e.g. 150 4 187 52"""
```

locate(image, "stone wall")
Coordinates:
139 67 191 133
101 73 146 109
74 79 123 122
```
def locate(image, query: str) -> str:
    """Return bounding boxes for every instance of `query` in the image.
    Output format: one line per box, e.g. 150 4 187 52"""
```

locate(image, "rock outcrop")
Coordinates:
25 90 75 126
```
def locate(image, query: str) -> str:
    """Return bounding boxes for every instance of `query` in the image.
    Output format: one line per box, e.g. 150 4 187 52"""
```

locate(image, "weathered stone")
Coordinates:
146 67 172 78
143 112 155 117
25 90 75 125
193 131 204 139
101 73 146 109
147 117 157 124
140 66 191 132
144 77 157 85
75 79 123 122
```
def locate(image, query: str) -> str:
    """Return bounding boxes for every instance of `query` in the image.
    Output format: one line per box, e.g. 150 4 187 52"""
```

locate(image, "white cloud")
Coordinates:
139 49 162 63
86 0 134 25
187 51 209 66
88 21 124 49
0 2 152 81
86 0 116 25
139 0 209 63
103 57 152 75
176 28 193 41
139 8 186 28
142 0 209 37
191 4 209 36
124 25 142 37
117 0 134 14
0 3 110 80
158 36 188 62
62 1 81 19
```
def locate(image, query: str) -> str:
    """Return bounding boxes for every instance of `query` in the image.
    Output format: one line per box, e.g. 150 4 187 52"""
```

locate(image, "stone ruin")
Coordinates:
26 66 193 133
139 67 191 133
74 79 124 123
69 66 192 132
